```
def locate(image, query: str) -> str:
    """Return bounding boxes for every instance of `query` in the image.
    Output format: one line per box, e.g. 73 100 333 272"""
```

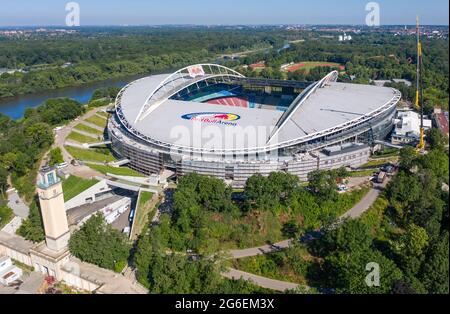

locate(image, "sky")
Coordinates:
0 0 448 27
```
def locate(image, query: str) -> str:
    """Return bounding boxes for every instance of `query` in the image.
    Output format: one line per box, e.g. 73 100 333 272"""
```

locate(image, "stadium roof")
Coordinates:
116 65 401 152
273 80 400 144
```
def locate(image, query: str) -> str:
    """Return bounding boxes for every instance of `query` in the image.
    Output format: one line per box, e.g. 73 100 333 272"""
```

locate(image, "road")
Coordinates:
339 182 386 220
6 189 29 218
229 240 293 259
222 268 300 292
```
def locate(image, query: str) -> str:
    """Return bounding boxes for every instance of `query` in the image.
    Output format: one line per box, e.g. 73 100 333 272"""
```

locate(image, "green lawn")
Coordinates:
96 111 110 118
360 159 393 169
232 245 312 285
62 175 99 201
285 61 344 73
349 170 377 177
74 123 104 136
85 115 107 129
65 146 116 163
131 191 155 240
85 163 145 177
372 149 400 159
0 205 13 228
67 131 100 144
139 191 153 205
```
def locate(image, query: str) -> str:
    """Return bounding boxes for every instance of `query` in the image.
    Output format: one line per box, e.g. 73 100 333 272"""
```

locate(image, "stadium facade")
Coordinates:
108 64 401 187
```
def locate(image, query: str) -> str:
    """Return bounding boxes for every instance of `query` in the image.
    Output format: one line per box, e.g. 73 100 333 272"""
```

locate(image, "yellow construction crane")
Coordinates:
416 16 426 151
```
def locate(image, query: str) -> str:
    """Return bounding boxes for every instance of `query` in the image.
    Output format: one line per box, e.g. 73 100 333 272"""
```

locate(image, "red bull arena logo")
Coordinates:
181 112 241 126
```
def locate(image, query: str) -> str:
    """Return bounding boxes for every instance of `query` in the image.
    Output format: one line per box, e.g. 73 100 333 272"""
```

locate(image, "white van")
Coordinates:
57 162 68 169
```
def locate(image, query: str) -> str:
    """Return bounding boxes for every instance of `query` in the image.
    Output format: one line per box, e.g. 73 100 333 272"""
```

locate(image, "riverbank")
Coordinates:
0 74 143 120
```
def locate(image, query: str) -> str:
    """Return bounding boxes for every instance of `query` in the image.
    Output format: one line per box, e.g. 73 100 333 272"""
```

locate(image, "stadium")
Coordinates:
108 64 401 187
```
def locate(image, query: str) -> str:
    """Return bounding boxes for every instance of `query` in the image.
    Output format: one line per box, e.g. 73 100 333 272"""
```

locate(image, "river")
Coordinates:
0 75 144 120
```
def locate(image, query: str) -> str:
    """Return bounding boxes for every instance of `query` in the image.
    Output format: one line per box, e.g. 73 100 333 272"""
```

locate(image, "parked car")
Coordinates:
376 171 387 183
57 162 68 169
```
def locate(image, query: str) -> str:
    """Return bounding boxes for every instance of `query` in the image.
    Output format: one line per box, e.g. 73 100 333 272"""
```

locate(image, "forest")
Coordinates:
0 98 84 200
0 27 282 99
1 27 447 112
132 139 448 294
226 34 448 112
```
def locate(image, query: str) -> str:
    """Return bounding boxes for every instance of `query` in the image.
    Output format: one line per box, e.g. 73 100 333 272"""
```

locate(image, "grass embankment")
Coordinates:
65 146 116 163
74 123 104 136
85 115 107 129
96 111 110 118
231 187 372 286
13 259 35 273
285 61 344 73
62 175 99 202
349 170 377 177
372 148 400 159
359 195 390 238
67 131 100 144
0 205 13 229
131 191 155 240
85 163 145 177
232 244 313 285
360 157 397 169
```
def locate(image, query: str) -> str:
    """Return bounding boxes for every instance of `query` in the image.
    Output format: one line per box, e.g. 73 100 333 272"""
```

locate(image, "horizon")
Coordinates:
0 23 448 28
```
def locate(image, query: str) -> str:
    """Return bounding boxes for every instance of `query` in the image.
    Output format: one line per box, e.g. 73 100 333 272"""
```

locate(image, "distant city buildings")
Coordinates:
0 28 78 38
338 33 352 42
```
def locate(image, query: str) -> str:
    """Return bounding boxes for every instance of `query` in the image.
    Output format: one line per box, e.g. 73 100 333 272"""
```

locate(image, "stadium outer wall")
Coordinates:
107 104 397 187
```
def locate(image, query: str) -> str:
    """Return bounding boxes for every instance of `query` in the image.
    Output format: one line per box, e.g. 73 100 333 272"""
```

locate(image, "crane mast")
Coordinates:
416 16 426 151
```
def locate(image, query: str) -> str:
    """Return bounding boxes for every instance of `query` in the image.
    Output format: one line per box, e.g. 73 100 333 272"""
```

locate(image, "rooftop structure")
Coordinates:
433 108 449 137
392 109 432 145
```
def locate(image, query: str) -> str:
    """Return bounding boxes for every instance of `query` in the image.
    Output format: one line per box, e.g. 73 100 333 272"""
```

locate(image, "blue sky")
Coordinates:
0 0 448 26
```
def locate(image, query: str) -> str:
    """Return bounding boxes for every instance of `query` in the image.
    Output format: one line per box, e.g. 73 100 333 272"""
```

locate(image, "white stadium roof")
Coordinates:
115 65 401 152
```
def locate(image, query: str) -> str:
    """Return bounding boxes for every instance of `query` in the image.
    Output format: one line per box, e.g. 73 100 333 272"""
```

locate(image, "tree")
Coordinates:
147 253 223 294
48 147 64 166
17 200 45 243
325 248 403 294
324 219 373 254
399 146 417 171
25 122 53 149
37 98 84 125
244 174 277 211
0 205 13 228
419 149 449 183
427 128 447 151
244 172 300 211
386 171 422 219
282 220 300 238
134 234 153 288
420 232 449 294
69 213 131 271
307 170 338 202
393 224 429 257
392 280 418 294
0 166 7 195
